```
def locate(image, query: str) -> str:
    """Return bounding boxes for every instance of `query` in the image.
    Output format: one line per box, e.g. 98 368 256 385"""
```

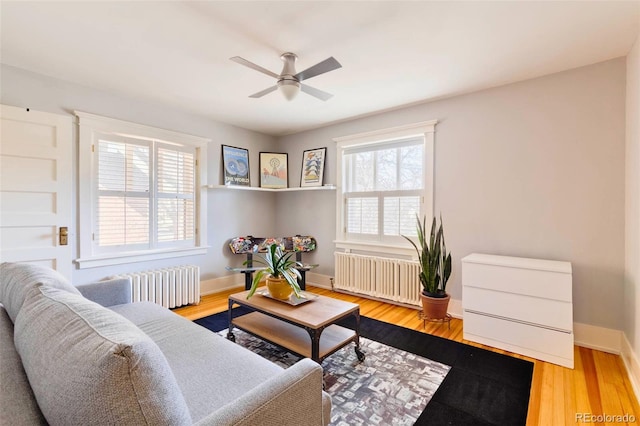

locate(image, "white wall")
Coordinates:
624 31 640 361
278 58 627 330
0 64 279 285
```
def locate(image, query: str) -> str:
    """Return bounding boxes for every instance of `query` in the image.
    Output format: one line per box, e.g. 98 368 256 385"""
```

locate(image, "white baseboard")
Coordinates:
448 298 463 319
622 334 640 404
306 272 333 289
573 322 622 354
200 275 244 295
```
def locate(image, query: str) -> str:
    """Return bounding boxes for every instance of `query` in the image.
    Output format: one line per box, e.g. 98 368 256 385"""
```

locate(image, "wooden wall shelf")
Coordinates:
205 184 336 193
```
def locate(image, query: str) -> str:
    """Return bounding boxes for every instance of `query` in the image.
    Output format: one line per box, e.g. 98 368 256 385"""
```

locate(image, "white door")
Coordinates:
0 105 73 279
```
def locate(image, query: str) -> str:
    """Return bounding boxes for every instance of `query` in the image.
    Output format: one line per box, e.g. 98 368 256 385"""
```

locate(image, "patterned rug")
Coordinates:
218 328 450 426
196 309 533 425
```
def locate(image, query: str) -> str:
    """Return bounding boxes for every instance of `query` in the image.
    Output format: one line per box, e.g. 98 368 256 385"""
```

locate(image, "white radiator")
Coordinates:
334 252 421 306
115 265 200 308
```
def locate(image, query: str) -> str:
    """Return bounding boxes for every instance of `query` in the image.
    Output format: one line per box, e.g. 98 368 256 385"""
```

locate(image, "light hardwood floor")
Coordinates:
173 286 640 426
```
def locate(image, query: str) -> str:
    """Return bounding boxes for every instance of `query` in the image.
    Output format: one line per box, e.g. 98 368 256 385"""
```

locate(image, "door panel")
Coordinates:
0 105 73 279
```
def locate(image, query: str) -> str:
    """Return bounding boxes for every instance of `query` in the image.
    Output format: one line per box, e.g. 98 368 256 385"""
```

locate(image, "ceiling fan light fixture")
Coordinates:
277 79 300 101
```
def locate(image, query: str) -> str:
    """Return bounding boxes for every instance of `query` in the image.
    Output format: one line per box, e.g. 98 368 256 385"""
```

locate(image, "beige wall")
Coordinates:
625 31 640 352
279 58 626 330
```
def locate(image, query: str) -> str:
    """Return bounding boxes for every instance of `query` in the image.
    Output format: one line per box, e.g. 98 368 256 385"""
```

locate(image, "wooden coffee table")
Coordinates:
227 289 365 364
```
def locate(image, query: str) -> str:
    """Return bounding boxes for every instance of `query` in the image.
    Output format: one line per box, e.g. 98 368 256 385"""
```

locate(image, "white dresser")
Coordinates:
461 253 574 368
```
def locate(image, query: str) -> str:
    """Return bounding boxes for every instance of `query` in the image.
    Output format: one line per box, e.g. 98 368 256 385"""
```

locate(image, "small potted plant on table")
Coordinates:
403 215 452 320
246 243 303 300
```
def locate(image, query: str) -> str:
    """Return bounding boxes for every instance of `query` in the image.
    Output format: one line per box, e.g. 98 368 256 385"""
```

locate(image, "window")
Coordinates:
76 112 208 268
334 120 437 253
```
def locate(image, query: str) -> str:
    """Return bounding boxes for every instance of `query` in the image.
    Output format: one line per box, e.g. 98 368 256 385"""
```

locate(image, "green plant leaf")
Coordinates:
401 214 453 295
247 269 268 298
246 243 304 298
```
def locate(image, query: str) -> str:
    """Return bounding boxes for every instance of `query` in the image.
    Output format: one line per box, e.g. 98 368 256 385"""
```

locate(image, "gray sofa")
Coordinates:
0 262 331 425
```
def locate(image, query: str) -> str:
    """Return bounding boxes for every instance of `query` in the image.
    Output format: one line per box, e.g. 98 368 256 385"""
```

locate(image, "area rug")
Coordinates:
219 328 449 425
195 308 533 426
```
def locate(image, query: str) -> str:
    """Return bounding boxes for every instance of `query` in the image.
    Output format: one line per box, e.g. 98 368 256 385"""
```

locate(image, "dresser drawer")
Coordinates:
463 286 573 331
462 261 572 302
463 311 574 368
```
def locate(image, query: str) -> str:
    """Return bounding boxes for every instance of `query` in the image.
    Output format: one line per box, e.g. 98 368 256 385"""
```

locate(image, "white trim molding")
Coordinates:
573 322 622 354
333 120 438 145
622 334 640 404
334 240 416 258
75 111 209 268
200 275 244 296
333 120 438 253
75 247 208 269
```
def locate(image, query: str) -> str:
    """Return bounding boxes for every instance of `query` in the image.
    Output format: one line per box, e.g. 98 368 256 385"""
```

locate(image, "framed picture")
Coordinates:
222 145 250 186
301 147 326 187
259 152 288 189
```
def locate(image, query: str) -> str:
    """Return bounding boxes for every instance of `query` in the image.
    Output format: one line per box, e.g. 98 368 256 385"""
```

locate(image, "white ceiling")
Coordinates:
1 1 638 136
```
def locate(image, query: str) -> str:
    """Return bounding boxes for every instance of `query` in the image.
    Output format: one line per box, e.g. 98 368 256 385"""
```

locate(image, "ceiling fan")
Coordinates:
230 52 341 101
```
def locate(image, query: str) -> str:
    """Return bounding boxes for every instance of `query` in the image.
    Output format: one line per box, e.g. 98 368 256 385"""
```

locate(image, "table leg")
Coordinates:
354 310 366 362
226 299 236 342
306 326 324 363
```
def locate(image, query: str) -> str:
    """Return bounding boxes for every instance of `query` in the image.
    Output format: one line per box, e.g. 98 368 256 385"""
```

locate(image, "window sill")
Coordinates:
75 247 208 269
334 240 416 258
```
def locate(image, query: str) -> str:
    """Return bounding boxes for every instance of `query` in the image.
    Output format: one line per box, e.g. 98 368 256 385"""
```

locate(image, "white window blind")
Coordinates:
156 146 195 244
334 120 436 254
97 138 150 248
343 137 424 243
95 136 196 253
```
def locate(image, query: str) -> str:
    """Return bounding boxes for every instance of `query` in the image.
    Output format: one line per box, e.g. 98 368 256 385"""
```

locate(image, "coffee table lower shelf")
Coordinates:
231 312 358 363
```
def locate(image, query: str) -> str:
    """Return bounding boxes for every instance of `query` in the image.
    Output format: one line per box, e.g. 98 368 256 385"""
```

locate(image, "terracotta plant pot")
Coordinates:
420 292 450 320
266 276 293 300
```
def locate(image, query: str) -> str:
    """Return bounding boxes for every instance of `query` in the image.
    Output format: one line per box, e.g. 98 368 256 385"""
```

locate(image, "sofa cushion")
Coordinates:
0 305 46 425
110 302 284 422
14 286 192 426
0 262 81 323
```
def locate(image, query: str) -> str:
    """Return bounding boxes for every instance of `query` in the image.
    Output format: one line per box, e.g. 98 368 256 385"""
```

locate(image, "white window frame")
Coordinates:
75 111 209 268
334 120 437 256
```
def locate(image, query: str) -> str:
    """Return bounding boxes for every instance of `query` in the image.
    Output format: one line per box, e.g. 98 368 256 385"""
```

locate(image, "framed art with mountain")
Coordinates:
260 152 288 189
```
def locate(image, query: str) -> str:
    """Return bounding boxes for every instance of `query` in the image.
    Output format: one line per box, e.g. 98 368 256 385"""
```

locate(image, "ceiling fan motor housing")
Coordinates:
279 52 299 81
277 52 301 100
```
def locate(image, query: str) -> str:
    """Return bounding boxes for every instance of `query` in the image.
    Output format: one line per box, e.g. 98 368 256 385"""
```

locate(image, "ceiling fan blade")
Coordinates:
300 84 333 101
295 57 342 82
230 56 279 79
249 85 278 98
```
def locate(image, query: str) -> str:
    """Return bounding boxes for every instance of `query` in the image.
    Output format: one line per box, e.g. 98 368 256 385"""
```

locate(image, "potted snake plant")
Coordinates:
245 243 303 300
402 215 452 319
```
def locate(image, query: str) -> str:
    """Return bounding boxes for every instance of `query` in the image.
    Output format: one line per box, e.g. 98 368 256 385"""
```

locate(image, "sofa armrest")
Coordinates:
194 358 330 426
76 278 132 307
